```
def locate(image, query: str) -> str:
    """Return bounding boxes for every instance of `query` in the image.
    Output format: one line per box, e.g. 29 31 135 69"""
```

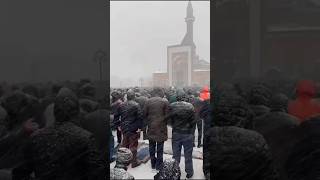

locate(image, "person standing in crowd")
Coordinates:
205 94 278 180
167 87 177 103
118 89 143 168
254 93 299 180
286 116 320 180
167 89 196 179
111 90 123 146
248 84 271 118
12 88 106 180
191 90 203 148
0 91 40 180
110 113 115 162
200 86 211 156
78 83 96 100
80 103 109 162
144 87 169 171
288 80 320 123
135 92 149 140
0 106 7 138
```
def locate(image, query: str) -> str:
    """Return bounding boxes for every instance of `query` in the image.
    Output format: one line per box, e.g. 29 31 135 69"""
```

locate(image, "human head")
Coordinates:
152 87 164 98
248 84 271 106
115 148 133 170
126 89 135 101
1 91 39 130
176 89 187 102
213 94 253 128
111 91 122 102
269 93 289 112
54 87 79 123
79 83 96 98
295 80 316 98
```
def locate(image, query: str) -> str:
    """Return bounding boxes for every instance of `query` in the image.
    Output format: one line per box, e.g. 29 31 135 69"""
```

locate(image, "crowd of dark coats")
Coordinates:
0 78 319 180
0 79 108 180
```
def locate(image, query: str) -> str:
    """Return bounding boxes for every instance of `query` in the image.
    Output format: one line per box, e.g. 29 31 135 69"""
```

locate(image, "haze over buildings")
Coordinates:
0 0 107 83
110 1 210 87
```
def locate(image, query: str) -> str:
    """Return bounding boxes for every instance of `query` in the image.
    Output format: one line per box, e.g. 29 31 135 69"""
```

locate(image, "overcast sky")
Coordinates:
111 1 210 87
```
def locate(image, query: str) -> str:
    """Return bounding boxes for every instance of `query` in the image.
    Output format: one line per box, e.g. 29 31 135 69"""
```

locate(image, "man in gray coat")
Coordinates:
144 87 169 170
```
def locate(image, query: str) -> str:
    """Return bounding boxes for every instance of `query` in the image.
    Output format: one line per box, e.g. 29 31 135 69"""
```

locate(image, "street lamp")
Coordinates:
93 49 107 81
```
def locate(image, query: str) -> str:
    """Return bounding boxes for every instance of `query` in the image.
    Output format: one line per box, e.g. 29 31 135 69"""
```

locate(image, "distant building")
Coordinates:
153 1 210 87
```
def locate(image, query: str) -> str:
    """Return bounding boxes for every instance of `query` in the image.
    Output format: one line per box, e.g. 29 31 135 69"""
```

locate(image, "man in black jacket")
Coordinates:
111 90 123 145
118 89 143 168
167 89 196 179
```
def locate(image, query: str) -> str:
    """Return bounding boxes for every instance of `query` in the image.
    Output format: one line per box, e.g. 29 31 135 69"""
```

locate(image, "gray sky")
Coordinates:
111 1 210 87
0 0 107 83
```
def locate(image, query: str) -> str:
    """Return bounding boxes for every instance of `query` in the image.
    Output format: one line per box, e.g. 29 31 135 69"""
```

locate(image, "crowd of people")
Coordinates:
204 79 320 180
0 79 108 180
0 77 319 180
111 78 320 180
110 86 210 179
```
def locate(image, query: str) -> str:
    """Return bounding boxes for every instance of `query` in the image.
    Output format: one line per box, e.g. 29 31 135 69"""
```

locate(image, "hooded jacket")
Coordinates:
200 86 210 101
288 80 320 123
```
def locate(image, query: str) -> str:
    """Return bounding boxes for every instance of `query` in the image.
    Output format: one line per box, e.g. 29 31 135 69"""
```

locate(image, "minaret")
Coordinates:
181 0 195 48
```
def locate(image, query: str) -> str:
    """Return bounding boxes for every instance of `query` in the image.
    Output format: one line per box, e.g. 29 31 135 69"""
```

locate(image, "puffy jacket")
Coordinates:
168 101 196 134
119 100 143 135
288 80 320 123
200 86 210 101
144 97 169 142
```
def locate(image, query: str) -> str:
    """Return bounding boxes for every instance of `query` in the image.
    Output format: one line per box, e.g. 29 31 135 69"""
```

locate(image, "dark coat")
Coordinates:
168 101 196 134
286 117 320 180
12 122 107 180
253 111 300 180
200 99 211 133
144 97 169 142
119 100 143 135
135 96 148 110
205 126 279 180
81 109 109 160
111 99 122 128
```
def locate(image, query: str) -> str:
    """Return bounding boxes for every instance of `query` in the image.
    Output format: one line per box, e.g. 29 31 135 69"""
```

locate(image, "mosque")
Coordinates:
153 1 210 87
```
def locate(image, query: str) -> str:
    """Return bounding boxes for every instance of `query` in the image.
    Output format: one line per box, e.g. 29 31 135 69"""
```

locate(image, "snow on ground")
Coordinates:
111 125 205 179
110 153 204 179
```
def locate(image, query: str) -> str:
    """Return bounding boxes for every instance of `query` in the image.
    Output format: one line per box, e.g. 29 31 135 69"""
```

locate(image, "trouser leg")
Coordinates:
172 132 182 163
156 141 164 170
183 134 194 175
149 140 156 169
